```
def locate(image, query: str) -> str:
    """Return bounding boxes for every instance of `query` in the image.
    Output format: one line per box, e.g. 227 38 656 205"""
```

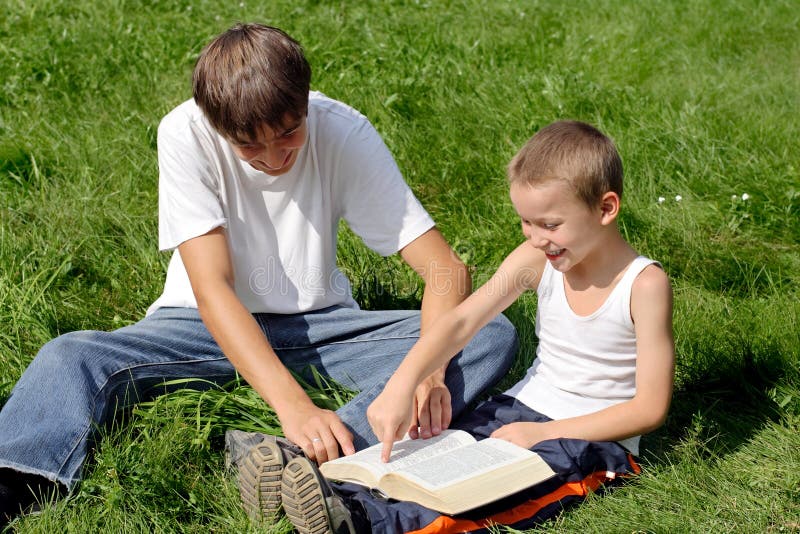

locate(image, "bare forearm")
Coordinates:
196 288 312 412
198 288 354 461
417 264 471 379
178 231 354 461
387 312 477 393
418 263 470 332
504 397 670 447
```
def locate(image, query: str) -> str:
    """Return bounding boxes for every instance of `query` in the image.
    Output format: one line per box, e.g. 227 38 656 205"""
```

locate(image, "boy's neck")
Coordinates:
565 230 637 291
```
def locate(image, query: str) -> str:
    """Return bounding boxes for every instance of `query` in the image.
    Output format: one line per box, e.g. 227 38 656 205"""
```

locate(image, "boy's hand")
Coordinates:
367 384 416 462
408 371 452 439
279 403 355 464
491 422 554 450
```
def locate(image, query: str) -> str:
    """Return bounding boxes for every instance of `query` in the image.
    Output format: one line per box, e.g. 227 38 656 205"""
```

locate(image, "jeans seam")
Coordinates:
274 335 419 351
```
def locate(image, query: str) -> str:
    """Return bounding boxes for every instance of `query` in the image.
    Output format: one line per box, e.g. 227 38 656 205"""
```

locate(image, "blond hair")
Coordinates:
508 121 623 206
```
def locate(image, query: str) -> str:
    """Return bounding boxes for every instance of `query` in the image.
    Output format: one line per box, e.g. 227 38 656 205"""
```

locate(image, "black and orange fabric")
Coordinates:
333 394 641 533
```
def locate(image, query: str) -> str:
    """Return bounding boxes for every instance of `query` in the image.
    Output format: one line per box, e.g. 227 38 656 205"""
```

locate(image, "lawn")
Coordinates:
1 0 798 532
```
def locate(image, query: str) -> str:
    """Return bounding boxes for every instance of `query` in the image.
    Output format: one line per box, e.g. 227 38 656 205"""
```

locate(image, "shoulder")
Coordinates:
632 263 671 294
159 99 205 132
309 91 361 116
630 263 673 314
308 91 378 141
158 99 217 147
308 92 368 125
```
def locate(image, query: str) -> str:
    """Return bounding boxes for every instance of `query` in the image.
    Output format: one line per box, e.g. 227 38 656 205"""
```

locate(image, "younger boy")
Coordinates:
275 120 675 533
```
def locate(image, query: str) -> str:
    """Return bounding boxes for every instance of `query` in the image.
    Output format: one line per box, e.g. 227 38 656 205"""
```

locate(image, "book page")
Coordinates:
388 437 536 490
322 430 476 479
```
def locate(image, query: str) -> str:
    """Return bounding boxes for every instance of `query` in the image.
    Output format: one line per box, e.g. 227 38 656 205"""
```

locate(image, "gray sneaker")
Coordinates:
281 457 356 534
224 429 302 519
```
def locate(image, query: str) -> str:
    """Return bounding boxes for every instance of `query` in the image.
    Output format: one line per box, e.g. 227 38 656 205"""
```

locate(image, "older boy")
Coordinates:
0 23 517 525
277 120 675 533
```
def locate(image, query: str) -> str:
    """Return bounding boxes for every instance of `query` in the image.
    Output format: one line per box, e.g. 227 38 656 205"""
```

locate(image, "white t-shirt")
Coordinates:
148 91 435 315
505 256 659 455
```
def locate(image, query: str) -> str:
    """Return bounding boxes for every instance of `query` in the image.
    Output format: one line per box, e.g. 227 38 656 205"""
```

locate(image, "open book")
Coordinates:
319 429 556 514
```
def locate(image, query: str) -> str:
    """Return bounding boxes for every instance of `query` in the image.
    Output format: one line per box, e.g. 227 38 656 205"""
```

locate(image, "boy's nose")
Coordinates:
528 231 548 249
263 146 287 168
259 146 286 169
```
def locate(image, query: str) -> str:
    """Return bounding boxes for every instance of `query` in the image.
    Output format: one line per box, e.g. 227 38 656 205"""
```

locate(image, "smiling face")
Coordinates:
228 114 308 176
510 179 613 273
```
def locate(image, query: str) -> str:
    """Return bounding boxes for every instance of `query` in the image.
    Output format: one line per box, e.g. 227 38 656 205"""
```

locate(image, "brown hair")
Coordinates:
192 23 311 143
508 120 623 206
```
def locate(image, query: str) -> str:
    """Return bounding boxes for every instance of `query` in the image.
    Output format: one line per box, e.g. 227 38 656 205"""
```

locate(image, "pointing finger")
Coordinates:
381 438 394 463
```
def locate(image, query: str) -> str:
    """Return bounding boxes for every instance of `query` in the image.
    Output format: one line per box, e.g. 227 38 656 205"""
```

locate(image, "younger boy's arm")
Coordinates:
491 264 674 448
179 228 355 464
369 242 545 461
398 229 472 440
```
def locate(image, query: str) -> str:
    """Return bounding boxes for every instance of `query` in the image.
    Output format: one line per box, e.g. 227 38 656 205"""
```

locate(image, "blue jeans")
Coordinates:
0 306 517 491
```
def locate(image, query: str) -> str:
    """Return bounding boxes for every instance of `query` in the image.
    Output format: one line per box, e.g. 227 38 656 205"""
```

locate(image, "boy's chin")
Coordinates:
546 255 571 271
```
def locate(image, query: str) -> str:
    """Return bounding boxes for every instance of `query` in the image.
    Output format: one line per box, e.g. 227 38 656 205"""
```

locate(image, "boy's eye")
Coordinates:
542 223 559 230
232 140 259 149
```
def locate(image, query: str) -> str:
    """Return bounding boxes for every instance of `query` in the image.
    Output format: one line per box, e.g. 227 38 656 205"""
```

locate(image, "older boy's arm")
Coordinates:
371 242 544 460
492 265 674 447
399 228 471 439
179 228 355 463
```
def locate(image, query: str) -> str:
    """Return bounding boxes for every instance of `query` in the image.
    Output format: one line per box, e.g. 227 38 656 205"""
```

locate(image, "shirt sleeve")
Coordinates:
336 119 435 256
157 109 228 251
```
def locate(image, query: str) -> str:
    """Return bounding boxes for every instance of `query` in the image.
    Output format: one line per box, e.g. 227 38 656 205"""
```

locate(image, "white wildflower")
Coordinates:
731 194 739 200
741 193 750 201
658 196 666 203
675 195 682 202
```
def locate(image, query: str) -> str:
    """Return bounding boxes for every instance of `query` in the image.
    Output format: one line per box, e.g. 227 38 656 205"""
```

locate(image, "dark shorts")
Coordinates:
334 394 640 534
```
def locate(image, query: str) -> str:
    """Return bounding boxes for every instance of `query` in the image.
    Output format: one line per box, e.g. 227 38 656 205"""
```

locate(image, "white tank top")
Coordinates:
505 255 659 455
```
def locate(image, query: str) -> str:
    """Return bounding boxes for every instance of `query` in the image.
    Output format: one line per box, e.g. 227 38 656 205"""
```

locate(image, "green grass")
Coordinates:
1 0 798 531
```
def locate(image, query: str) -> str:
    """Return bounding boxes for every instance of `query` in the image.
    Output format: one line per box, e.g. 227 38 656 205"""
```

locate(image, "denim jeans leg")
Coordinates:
259 307 518 450
0 307 235 491
0 305 518 490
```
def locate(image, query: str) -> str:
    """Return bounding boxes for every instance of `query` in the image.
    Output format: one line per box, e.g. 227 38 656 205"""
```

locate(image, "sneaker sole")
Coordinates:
238 439 285 519
281 459 333 534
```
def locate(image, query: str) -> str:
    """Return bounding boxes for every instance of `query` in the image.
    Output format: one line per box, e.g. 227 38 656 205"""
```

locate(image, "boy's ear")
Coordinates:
599 191 620 225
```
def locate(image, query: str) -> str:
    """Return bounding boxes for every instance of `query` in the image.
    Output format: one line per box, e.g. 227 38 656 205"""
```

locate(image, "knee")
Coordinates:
481 313 519 365
8 331 108 398
459 313 518 375
446 314 518 410
33 330 107 374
